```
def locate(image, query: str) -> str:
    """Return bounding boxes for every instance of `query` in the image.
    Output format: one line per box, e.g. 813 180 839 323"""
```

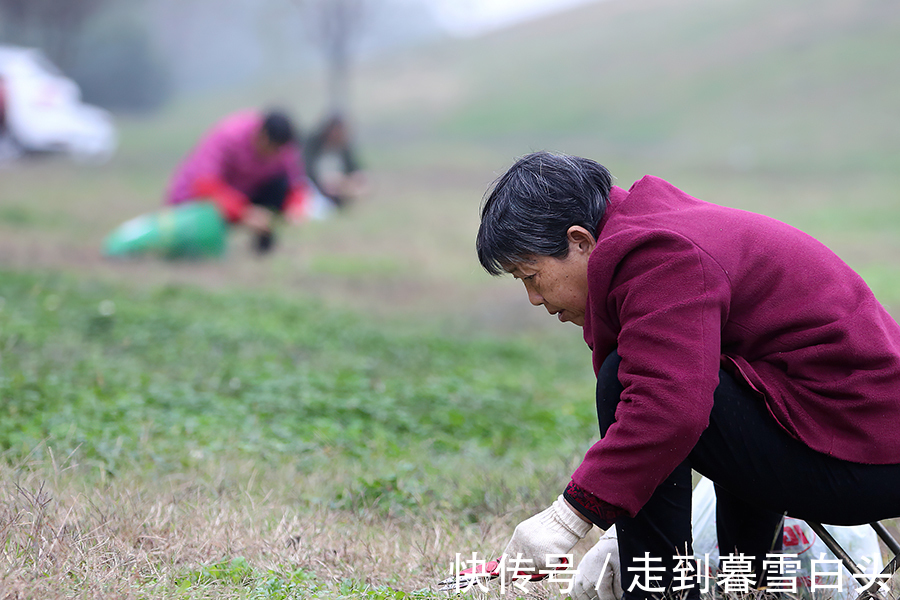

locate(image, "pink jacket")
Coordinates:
165 110 305 220
573 176 900 517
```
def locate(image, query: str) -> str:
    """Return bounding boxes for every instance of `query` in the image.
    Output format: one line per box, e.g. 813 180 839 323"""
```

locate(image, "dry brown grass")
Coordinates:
0 453 596 599
18 451 899 600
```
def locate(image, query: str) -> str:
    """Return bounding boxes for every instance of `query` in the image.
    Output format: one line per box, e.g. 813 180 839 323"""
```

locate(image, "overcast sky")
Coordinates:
430 0 601 36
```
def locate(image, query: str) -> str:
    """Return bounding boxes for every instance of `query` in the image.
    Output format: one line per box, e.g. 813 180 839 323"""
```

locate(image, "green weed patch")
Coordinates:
0 270 597 478
176 559 439 600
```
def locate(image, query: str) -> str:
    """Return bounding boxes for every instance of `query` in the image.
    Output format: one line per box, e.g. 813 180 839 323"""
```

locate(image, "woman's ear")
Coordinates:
566 226 597 256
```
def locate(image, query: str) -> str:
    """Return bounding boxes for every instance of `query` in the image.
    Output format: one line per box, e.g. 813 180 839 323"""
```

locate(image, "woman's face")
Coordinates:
254 129 281 157
507 227 595 327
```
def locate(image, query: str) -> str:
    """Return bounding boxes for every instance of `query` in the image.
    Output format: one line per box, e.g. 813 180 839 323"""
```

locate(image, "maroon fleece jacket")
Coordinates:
571 176 900 518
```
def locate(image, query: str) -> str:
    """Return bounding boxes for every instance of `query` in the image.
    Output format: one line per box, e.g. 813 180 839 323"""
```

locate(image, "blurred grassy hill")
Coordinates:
2 0 899 322
362 0 900 175
302 0 900 312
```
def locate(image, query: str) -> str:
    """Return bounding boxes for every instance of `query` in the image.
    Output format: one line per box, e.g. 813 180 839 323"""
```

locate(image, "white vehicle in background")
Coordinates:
0 45 117 163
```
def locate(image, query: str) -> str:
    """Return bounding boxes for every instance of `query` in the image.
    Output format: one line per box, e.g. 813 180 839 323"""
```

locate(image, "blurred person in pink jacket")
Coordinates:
166 109 308 253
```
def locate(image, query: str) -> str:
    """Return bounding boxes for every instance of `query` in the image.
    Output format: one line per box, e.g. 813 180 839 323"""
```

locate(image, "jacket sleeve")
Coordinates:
191 175 248 223
180 125 250 222
572 232 731 517
563 480 628 529
282 185 310 223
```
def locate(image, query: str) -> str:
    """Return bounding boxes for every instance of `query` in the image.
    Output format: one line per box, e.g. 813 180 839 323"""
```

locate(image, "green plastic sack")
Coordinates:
103 202 227 259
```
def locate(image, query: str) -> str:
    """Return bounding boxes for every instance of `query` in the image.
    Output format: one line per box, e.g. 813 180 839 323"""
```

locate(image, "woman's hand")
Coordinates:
242 205 274 234
571 526 622 600
502 495 593 573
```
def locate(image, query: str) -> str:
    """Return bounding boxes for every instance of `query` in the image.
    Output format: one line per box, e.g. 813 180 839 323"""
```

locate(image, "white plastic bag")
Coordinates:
691 477 884 599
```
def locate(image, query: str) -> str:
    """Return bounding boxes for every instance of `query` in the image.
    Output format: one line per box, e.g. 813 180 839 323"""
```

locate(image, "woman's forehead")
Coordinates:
503 256 539 275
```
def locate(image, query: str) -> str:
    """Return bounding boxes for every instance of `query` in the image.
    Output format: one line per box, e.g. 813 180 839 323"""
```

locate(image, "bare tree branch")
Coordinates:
294 0 374 112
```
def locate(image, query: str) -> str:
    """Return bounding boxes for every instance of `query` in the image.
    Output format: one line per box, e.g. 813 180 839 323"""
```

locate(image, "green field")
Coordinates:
2 0 900 597
0 269 597 598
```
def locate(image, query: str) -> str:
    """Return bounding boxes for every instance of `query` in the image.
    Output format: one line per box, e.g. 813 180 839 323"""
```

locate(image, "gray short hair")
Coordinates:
477 151 612 275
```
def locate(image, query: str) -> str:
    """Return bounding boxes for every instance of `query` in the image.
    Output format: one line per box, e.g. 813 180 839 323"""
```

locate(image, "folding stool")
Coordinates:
806 521 900 600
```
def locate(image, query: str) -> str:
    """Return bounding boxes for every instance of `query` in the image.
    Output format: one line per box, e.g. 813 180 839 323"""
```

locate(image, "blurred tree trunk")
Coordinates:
0 0 108 70
296 0 372 113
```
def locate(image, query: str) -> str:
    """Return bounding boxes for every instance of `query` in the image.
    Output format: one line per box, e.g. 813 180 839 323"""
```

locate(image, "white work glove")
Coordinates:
571 525 623 600
503 495 593 573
